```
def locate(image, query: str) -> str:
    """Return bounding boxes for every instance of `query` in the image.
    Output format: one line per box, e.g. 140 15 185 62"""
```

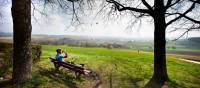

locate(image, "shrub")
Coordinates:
32 45 42 63
0 43 42 76
171 46 176 49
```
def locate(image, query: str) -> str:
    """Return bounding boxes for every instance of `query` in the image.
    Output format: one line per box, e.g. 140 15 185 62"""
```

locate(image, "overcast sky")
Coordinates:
0 0 200 39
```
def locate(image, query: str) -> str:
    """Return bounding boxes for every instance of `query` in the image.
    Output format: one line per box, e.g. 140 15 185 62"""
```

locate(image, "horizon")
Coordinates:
1 31 199 41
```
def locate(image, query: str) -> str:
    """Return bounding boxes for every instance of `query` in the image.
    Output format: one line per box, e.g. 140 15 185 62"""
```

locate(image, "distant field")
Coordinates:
1 36 200 63
0 37 13 43
1 36 200 53
130 41 200 53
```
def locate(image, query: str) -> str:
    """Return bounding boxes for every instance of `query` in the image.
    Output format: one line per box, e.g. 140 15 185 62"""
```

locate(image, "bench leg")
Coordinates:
54 63 60 71
75 72 81 79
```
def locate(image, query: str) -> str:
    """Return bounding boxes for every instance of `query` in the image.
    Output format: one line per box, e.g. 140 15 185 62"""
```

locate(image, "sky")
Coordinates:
0 0 200 40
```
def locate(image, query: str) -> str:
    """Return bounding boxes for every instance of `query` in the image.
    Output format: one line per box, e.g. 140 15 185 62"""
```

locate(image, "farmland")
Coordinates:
1 44 200 88
0 35 200 88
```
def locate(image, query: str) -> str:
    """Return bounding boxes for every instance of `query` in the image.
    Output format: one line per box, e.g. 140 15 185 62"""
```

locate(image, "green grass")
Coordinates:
129 41 200 53
1 45 200 88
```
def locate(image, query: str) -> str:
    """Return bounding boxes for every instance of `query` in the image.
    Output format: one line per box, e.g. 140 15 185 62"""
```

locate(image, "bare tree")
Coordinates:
106 0 200 87
11 0 92 85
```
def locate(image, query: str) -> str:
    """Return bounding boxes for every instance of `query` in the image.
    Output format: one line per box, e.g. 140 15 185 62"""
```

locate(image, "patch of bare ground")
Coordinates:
0 38 13 44
80 71 102 88
167 52 200 64
168 52 200 56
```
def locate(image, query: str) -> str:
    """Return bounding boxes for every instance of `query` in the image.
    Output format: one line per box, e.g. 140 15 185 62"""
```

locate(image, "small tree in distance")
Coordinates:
105 0 200 87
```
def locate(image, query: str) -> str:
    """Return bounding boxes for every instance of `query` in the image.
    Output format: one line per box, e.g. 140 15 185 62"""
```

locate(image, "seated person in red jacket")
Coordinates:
55 48 68 62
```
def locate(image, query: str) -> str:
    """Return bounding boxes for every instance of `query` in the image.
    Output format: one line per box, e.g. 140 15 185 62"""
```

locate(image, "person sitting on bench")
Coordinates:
55 48 68 62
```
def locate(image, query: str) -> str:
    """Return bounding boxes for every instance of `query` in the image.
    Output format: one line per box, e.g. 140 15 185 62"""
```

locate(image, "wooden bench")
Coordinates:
49 57 91 78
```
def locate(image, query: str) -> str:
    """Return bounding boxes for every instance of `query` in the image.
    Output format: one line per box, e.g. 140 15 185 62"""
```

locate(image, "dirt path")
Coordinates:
178 58 200 64
167 53 200 64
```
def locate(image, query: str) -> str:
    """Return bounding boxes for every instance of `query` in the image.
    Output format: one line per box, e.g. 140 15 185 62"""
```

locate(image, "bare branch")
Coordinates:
165 0 181 9
71 1 80 23
189 0 200 4
173 24 200 41
166 0 173 8
182 14 200 24
166 2 196 26
173 29 191 41
106 0 151 14
141 0 153 11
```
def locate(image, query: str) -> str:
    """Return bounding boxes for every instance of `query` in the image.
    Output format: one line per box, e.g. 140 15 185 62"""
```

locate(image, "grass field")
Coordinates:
1 45 200 88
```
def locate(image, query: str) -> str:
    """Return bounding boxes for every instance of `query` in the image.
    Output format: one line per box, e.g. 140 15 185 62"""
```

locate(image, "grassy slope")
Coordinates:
1 45 200 88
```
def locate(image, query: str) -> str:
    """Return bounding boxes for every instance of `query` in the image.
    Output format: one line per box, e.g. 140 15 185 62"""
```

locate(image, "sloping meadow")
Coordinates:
38 45 200 88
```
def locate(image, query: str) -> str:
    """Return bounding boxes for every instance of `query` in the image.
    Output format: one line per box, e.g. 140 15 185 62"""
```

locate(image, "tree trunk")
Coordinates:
11 0 32 84
149 1 169 84
152 14 169 83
